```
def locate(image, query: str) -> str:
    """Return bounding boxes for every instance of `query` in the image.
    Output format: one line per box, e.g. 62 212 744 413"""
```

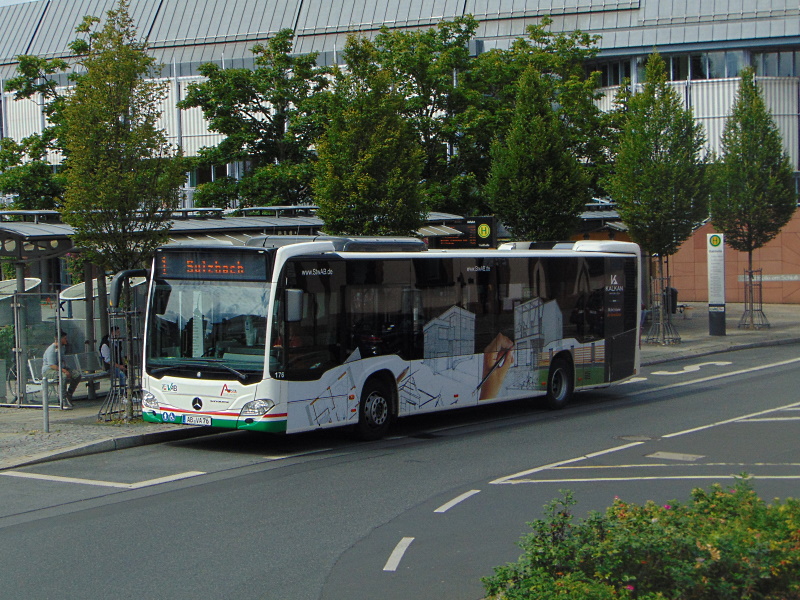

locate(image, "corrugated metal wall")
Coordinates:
1 0 796 62
174 77 223 155
0 0 797 168
690 78 740 159
757 77 800 170
597 77 799 168
4 91 42 140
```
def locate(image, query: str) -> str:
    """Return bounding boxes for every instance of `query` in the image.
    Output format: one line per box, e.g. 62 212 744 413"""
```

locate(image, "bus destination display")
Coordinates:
158 250 268 280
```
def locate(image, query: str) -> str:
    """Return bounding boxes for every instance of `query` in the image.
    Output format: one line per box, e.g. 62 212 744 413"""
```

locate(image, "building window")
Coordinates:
189 164 228 187
761 52 779 76
636 56 647 83
690 55 708 80
725 51 746 77
753 51 799 77
707 52 726 78
596 60 632 86
779 51 795 77
671 56 689 81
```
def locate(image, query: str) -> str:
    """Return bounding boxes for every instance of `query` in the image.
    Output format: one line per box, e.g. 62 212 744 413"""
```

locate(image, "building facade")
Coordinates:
0 0 798 300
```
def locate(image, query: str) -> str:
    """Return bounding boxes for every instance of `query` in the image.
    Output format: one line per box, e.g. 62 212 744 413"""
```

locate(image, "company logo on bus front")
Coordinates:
606 274 623 292
192 398 203 410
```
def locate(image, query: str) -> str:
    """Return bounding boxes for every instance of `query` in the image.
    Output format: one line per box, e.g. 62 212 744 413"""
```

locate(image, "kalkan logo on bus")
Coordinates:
220 384 238 395
606 274 623 292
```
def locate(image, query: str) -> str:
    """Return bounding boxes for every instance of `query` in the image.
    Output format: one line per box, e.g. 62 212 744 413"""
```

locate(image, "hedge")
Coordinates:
483 478 800 599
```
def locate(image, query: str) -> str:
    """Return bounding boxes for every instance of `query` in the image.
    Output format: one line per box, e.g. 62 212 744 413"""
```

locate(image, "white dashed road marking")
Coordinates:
434 490 480 513
500 474 800 484
492 400 800 486
384 537 415 572
490 441 645 485
629 358 800 398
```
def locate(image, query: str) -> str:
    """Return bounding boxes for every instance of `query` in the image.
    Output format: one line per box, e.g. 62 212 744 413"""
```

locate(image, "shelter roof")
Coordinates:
0 212 467 262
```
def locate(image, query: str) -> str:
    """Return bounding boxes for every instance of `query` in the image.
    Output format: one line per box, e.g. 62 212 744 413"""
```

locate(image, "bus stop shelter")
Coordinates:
0 209 466 408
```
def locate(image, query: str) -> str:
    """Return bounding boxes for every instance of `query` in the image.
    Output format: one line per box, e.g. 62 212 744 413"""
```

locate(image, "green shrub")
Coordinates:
483 478 800 600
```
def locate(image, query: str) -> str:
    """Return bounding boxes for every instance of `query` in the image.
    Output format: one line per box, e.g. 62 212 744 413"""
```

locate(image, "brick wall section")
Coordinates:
668 211 800 304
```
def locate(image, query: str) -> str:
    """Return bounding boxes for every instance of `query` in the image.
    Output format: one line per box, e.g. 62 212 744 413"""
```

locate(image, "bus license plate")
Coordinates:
183 415 211 426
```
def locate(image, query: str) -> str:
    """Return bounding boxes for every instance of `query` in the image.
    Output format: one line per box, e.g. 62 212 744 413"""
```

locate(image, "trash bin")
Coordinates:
662 287 678 314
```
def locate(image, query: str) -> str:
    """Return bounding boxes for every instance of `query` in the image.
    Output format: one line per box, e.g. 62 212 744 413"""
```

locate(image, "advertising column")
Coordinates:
707 233 726 336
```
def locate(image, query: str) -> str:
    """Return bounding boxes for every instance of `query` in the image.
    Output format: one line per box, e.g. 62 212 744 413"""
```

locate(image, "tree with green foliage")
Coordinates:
608 54 707 259
60 1 185 273
458 17 608 214
179 29 330 208
710 68 796 273
0 137 65 209
485 66 590 241
454 47 521 215
606 53 707 340
364 17 479 214
512 18 607 184
0 45 72 209
313 36 424 236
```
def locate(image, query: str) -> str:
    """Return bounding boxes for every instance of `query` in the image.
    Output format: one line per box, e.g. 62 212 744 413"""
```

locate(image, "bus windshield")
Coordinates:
146 278 270 382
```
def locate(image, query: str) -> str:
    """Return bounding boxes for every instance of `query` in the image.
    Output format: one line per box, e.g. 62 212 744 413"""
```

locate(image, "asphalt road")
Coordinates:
1 344 799 600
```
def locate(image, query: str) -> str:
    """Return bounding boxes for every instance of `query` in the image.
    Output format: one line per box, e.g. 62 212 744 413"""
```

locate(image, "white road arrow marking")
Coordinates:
1 470 206 489
651 361 731 376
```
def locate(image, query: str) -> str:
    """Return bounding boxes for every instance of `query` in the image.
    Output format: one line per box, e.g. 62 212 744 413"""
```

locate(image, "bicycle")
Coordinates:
4 350 40 405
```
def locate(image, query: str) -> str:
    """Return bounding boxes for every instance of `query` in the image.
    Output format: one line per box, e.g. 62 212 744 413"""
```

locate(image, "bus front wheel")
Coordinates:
545 357 574 410
356 379 392 440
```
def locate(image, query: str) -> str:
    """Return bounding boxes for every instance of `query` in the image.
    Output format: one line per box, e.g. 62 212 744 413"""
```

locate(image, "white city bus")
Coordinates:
140 237 641 439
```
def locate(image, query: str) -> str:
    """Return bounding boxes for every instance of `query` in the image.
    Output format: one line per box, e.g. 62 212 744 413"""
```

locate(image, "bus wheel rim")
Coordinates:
366 391 388 427
552 369 566 400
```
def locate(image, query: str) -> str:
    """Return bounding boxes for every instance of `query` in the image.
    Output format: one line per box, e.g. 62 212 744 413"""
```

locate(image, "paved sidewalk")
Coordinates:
639 302 800 364
1 302 798 471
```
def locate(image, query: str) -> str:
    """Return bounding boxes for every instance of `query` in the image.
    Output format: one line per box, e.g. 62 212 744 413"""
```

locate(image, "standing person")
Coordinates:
42 330 82 409
100 326 127 387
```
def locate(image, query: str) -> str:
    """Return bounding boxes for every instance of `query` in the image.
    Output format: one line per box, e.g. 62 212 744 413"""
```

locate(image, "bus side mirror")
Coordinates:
109 269 148 308
285 289 303 322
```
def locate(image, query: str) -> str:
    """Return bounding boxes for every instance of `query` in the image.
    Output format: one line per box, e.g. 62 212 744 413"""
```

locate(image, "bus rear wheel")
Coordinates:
545 357 574 410
356 379 393 440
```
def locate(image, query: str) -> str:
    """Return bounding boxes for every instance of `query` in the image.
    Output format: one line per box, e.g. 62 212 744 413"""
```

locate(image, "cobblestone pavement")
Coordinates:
1 302 798 470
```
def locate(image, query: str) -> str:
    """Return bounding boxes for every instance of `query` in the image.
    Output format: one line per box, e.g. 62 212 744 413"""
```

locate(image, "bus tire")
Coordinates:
356 378 393 440
545 357 574 410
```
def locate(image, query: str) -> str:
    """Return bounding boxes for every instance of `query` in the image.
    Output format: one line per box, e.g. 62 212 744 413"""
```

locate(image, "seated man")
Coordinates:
100 326 127 388
42 330 82 409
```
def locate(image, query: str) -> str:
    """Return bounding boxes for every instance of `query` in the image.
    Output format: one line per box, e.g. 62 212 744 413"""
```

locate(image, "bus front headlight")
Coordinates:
240 399 275 417
142 391 159 409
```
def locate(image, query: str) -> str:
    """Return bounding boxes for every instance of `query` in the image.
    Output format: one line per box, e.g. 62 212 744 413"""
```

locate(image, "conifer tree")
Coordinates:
313 37 424 236
607 53 707 340
484 66 589 241
711 68 796 272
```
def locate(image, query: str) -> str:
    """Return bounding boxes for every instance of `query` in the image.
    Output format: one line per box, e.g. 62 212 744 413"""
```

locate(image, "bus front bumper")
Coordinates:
142 409 288 433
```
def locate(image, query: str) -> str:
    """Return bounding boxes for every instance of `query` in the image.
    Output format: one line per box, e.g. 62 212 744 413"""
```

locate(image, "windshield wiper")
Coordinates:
149 361 248 381
213 363 247 381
